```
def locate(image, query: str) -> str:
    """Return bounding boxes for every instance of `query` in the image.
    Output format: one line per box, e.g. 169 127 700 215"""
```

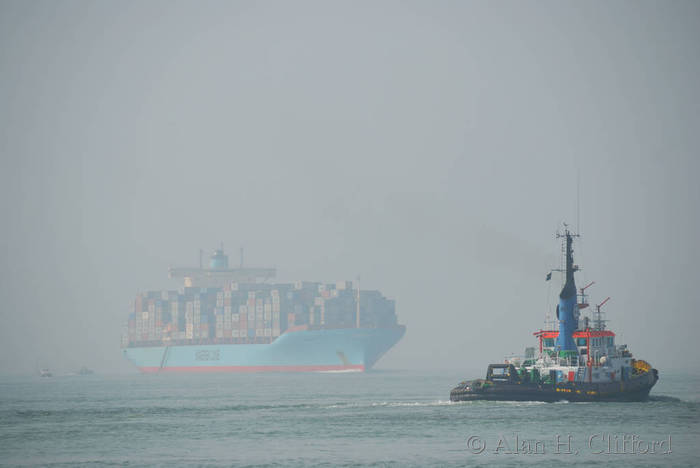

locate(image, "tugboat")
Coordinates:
450 227 658 402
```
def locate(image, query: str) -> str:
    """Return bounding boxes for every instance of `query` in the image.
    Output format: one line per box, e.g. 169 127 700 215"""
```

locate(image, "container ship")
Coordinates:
450 227 658 402
121 248 405 373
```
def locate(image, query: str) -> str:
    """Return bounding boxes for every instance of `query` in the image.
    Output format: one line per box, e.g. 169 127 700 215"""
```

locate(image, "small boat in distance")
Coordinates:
39 368 52 378
450 226 658 402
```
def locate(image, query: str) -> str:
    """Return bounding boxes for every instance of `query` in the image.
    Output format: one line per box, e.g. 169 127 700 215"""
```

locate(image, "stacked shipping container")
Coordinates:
124 281 397 347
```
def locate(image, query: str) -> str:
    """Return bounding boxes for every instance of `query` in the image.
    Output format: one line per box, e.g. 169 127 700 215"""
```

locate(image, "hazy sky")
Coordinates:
1 0 698 375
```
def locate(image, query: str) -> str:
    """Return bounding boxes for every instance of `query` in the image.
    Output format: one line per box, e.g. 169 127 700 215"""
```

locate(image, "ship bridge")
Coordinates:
169 246 275 288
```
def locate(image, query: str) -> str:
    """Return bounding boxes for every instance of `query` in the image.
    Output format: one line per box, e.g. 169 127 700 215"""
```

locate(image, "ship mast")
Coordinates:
555 225 580 353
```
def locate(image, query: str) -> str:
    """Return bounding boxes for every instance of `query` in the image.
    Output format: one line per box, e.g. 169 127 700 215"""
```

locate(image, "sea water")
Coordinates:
1 370 698 466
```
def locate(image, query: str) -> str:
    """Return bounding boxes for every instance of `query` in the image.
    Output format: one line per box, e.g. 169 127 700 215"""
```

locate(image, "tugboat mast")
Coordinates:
555 226 579 352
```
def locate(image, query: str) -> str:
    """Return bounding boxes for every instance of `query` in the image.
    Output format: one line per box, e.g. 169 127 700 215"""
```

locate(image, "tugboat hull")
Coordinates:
450 368 658 403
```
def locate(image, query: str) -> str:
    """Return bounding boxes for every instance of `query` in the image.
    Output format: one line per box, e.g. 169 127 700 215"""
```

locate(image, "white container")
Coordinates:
264 328 272 337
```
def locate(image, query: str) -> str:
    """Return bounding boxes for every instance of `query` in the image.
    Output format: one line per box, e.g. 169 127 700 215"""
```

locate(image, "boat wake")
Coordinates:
648 395 683 403
322 400 455 409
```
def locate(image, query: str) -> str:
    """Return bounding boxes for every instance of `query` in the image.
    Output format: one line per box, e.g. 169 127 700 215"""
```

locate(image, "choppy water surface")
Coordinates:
1 370 698 466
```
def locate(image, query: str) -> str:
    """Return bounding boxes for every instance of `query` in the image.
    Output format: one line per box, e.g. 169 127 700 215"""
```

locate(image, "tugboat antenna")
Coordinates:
556 224 580 239
576 171 581 235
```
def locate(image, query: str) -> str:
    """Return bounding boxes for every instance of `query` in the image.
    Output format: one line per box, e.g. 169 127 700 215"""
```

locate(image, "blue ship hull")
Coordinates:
122 326 405 373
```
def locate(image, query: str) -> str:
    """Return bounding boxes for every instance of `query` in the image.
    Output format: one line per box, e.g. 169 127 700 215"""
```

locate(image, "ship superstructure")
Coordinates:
450 227 658 402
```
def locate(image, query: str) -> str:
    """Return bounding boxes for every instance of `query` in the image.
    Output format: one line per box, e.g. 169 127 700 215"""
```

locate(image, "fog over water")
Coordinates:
1 1 698 375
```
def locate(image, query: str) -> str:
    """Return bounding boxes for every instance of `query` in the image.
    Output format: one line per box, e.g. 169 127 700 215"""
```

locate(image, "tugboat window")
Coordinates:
576 338 587 346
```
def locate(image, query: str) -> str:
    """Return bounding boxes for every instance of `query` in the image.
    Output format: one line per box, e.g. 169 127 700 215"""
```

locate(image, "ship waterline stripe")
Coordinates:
139 364 365 373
